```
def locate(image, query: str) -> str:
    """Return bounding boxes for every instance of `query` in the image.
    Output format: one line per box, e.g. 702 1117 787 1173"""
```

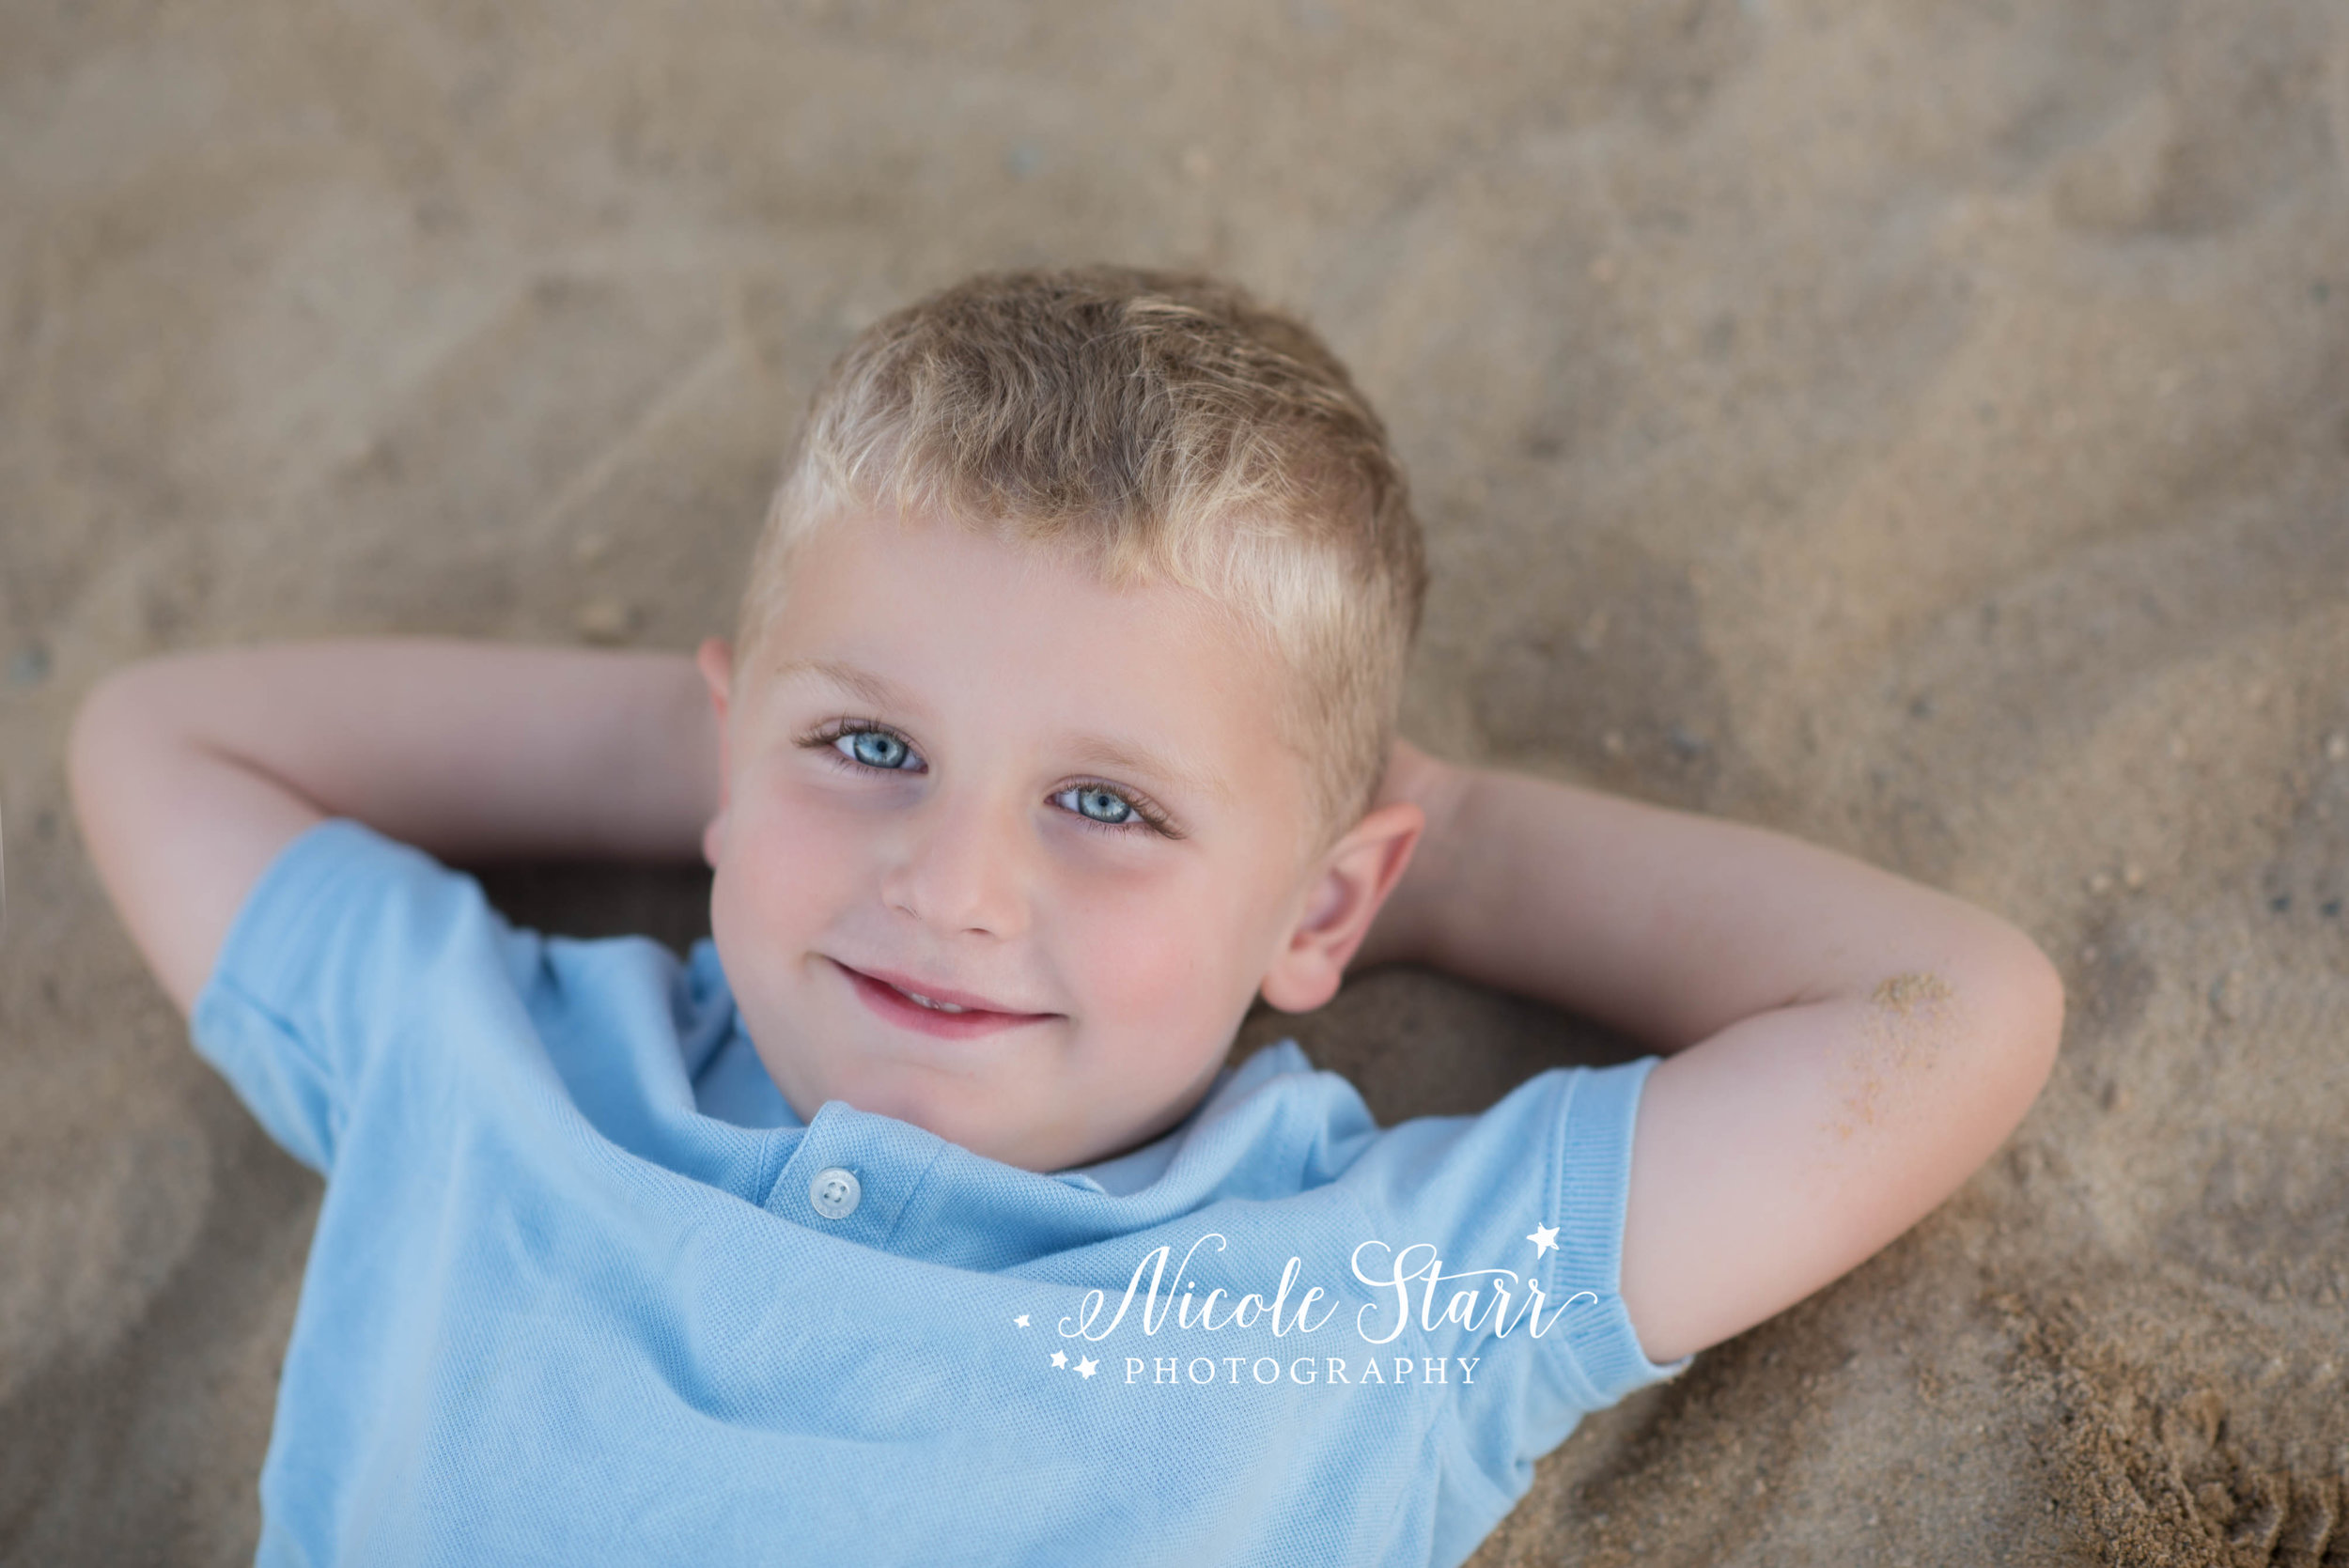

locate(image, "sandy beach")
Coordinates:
4 1 2346 1561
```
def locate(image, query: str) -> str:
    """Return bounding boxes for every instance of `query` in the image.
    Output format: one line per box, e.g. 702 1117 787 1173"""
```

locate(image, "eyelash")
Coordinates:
794 719 1179 839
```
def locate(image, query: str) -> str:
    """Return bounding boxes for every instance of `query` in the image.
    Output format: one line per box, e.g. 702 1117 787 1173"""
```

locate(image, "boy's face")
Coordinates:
696 509 1421 1172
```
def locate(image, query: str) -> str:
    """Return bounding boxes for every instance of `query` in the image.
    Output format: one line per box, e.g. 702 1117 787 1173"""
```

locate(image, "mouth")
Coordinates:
832 960 1060 1040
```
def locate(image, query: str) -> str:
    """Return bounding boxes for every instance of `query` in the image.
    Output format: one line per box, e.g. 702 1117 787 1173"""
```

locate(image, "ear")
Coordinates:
694 636 735 870
1258 800 1426 1015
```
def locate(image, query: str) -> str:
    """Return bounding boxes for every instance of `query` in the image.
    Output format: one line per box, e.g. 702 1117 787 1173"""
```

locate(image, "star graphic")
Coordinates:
1050 1350 1068 1369
1527 1222 1559 1258
1014 1313 1031 1328
1076 1358 1098 1379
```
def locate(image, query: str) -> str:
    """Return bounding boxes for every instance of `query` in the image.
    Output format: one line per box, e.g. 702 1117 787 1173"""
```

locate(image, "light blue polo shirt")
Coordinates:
190 817 1690 1567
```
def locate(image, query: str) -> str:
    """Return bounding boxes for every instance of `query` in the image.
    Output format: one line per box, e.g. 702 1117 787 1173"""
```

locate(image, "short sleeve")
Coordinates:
1330 1056 1692 1500
187 817 546 1176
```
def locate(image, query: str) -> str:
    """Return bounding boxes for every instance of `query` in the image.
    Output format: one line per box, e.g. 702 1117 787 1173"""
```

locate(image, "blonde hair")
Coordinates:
734 265 1428 851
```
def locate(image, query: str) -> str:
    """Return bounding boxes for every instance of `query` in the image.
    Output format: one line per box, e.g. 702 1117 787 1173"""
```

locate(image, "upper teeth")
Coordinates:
893 983 968 1014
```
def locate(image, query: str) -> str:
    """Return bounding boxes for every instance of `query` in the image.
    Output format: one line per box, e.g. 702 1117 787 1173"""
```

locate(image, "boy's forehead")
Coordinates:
759 507 1257 697
739 505 1318 820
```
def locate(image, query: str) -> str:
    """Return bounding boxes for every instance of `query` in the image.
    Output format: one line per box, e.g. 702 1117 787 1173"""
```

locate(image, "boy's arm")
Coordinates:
67 638 721 1020
1352 740 2064 1366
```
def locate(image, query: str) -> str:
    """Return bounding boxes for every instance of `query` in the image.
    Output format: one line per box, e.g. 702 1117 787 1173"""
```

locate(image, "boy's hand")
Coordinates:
68 639 720 1018
1347 746 2064 1366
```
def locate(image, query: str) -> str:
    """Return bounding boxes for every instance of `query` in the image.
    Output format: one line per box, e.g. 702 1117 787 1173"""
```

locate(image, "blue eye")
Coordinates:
1070 786 1133 825
1052 784 1165 834
838 728 915 769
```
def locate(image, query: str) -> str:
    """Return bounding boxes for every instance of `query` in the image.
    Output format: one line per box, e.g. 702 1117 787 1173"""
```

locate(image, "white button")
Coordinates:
808 1166 862 1219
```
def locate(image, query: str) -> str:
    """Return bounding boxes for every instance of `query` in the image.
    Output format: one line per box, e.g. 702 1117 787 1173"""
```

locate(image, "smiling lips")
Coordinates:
837 960 1058 1039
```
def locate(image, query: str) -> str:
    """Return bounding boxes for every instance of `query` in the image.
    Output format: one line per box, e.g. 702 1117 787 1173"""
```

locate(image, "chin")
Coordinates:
886 1094 1059 1170
833 1070 995 1146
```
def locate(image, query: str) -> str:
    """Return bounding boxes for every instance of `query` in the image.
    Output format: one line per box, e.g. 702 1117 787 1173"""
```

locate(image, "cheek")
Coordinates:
1052 862 1258 1021
717 781 867 942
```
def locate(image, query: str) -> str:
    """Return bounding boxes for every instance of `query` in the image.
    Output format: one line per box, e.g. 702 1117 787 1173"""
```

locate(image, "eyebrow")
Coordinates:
1056 733 1232 806
771 656 1233 805
772 657 911 714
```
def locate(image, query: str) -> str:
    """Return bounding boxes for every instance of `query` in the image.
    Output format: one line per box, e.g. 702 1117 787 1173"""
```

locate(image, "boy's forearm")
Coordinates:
1385 761 2048 1050
97 638 720 865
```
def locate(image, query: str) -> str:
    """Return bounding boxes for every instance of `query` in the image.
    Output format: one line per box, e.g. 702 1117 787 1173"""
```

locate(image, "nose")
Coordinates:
876 784 1031 939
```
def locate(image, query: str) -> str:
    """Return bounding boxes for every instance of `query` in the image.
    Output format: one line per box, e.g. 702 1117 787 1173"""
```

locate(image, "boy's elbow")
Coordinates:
1980 930 2066 1125
67 673 137 824
69 669 164 806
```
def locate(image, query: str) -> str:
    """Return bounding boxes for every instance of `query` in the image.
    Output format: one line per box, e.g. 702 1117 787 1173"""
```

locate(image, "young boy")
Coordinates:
68 267 2063 1566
